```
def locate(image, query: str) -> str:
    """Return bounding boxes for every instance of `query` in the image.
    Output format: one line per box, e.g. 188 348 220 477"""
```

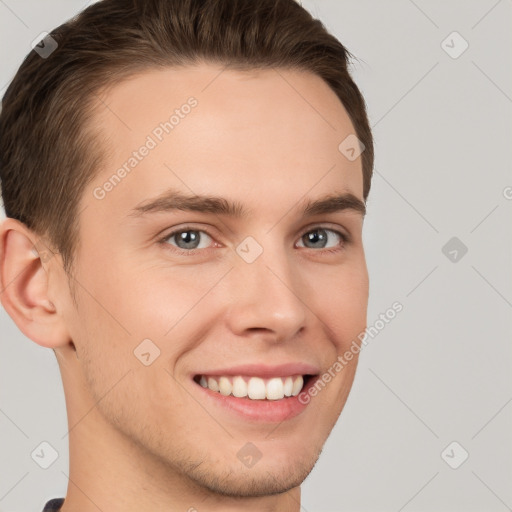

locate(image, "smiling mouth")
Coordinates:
193 374 314 401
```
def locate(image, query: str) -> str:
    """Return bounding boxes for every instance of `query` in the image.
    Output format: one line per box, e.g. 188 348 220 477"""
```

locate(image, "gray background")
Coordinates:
1 1 511 511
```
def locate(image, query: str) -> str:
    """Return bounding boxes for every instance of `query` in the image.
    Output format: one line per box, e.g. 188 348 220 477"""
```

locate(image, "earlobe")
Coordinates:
0 218 71 349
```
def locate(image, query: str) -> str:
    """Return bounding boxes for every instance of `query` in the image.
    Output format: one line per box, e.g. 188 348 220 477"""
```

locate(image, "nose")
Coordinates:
224 246 307 342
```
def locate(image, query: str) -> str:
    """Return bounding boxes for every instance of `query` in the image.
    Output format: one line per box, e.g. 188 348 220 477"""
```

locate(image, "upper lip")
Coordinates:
194 363 320 378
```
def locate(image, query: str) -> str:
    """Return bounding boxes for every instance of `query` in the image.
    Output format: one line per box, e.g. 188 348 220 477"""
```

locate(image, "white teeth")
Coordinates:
232 376 248 398
248 377 267 399
283 376 293 397
199 374 306 400
266 377 284 400
291 375 303 396
219 376 232 396
207 377 219 392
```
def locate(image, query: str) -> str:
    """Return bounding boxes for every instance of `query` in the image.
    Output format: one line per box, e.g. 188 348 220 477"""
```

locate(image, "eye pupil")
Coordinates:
176 230 200 249
304 229 328 248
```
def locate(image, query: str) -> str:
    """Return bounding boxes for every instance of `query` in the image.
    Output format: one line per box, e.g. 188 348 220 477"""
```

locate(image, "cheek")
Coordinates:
124 265 231 356
77 254 216 341
69 250 229 370
316 261 369 348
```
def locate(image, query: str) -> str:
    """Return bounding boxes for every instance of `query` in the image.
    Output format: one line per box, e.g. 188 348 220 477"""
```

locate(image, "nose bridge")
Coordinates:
225 239 307 339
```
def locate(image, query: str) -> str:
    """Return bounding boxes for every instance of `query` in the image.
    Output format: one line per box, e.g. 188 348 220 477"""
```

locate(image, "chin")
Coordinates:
187 452 321 498
171 437 324 499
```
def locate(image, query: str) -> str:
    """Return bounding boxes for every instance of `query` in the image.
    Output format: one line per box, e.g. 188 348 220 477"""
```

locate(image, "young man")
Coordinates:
0 0 374 510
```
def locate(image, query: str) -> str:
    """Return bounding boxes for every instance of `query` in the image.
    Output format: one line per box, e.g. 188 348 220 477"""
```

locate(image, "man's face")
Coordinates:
55 64 369 496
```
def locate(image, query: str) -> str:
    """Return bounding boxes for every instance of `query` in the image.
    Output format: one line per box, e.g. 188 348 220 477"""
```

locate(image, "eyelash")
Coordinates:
157 225 350 256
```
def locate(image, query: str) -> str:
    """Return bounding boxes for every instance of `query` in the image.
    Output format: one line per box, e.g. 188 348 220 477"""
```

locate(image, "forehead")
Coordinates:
83 63 364 220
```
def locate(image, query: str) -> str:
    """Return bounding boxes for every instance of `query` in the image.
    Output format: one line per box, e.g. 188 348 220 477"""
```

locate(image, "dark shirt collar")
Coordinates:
42 497 65 511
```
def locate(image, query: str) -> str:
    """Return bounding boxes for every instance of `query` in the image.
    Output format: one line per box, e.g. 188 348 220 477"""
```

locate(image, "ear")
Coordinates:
0 217 71 348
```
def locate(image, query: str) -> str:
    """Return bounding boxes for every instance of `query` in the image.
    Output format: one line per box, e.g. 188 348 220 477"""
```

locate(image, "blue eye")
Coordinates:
159 225 348 255
163 229 213 250
297 228 346 250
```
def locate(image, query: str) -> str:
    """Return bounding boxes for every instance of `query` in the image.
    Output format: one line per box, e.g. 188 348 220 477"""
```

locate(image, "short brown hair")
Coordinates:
0 0 374 278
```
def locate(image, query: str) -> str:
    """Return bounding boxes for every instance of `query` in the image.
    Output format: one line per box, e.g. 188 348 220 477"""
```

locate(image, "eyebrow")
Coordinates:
128 188 366 219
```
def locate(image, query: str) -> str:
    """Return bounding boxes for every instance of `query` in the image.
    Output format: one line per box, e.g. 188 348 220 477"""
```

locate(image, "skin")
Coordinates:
0 63 369 512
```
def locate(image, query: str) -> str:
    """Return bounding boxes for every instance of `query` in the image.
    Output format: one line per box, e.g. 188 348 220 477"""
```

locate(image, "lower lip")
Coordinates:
193 376 318 423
